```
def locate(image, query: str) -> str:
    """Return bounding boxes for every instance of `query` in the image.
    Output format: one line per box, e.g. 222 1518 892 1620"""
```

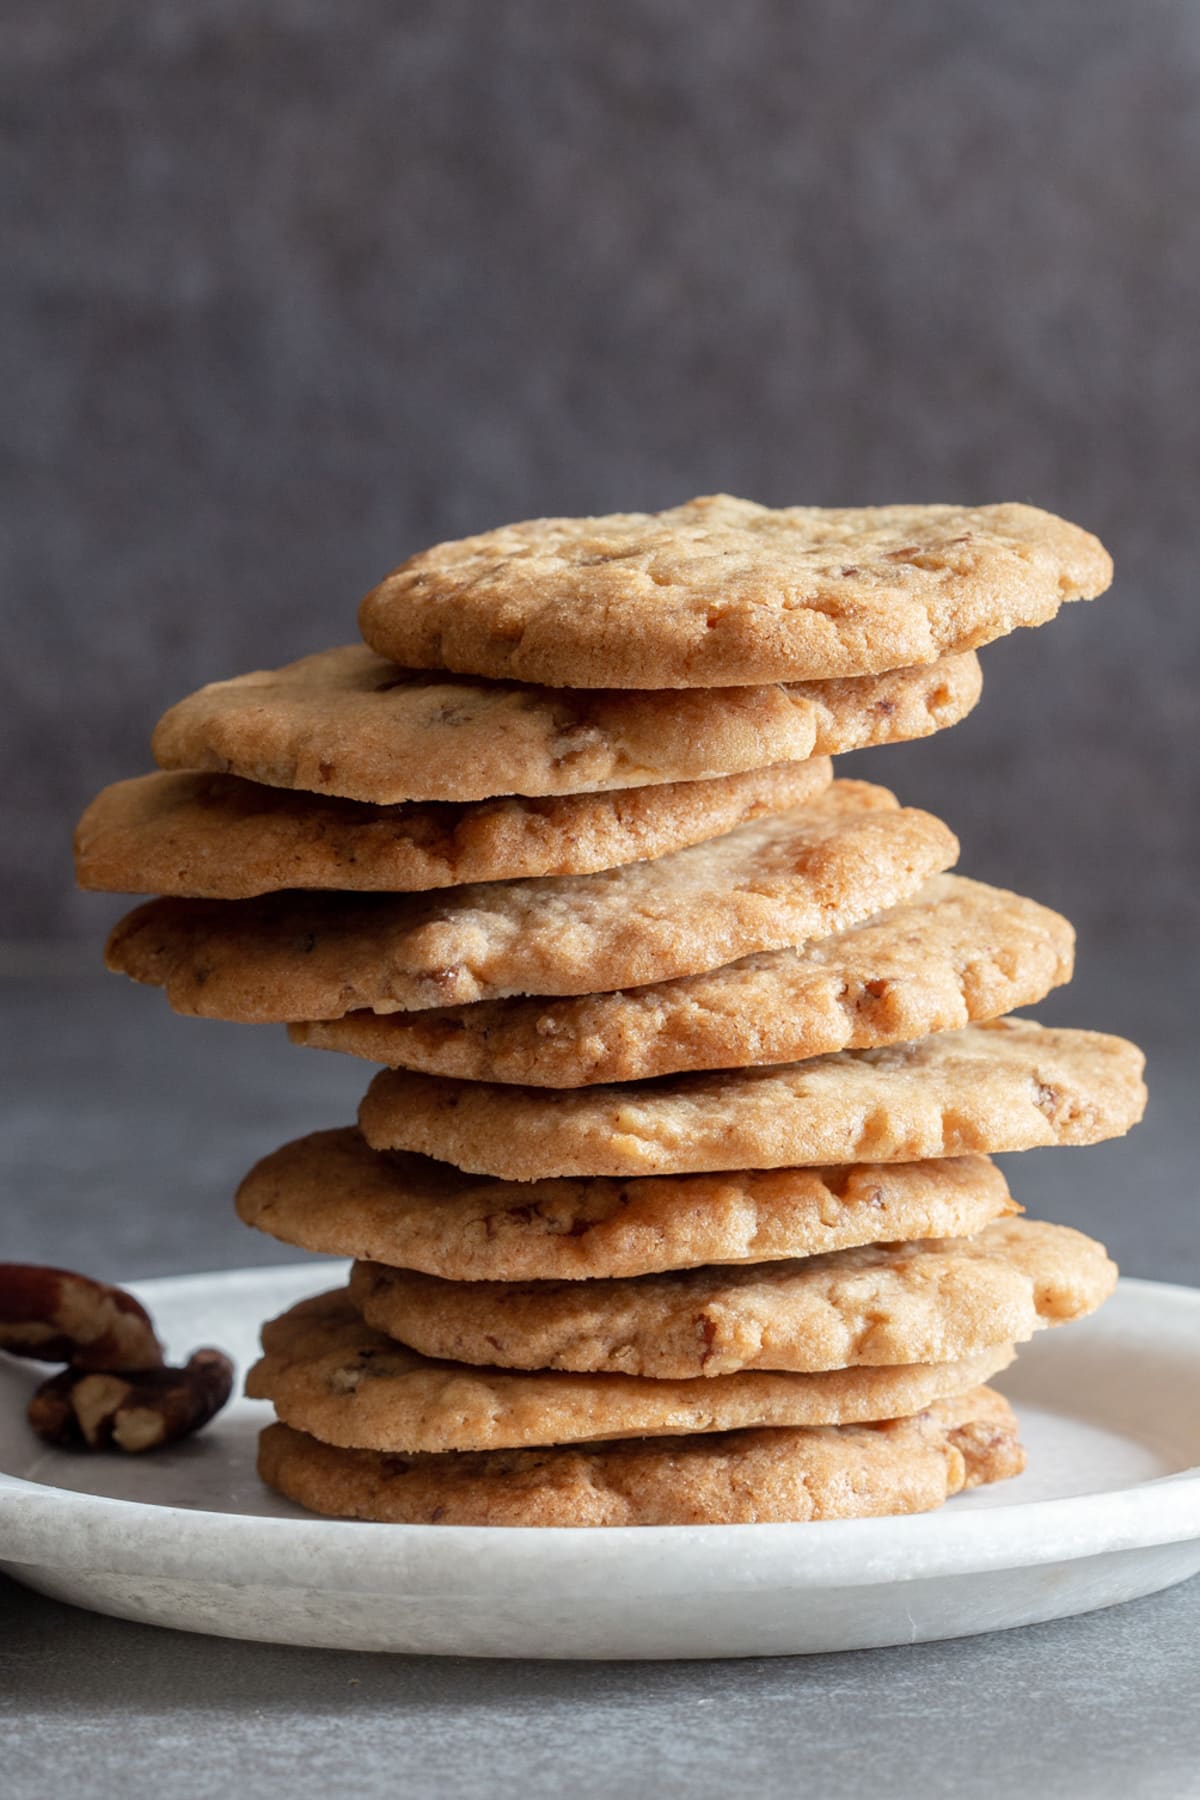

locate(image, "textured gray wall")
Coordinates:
3 0 1197 941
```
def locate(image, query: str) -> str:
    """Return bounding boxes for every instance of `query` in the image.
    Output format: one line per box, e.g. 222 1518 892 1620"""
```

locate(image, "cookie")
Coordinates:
357 1019 1147 1179
236 1128 1017 1281
151 641 982 803
294 875 1073 1085
247 1287 1017 1452
257 1387 1024 1524
74 758 830 900
358 496 1111 689
350 1217 1114 1378
105 781 956 1020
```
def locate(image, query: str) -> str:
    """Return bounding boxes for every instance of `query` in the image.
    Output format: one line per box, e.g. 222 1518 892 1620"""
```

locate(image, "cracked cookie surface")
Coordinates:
359 495 1110 688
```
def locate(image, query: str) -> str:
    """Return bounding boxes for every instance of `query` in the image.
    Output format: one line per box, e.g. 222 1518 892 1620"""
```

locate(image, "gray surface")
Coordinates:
2 953 1198 1797
3 0 1200 940
2 1578 1200 1800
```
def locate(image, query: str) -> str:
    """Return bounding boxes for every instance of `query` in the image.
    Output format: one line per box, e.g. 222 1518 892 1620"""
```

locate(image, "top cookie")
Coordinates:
151 642 982 803
359 496 1111 689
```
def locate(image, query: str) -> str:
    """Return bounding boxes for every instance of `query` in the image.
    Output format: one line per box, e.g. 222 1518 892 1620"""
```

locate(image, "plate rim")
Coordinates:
1 1270 1199 1594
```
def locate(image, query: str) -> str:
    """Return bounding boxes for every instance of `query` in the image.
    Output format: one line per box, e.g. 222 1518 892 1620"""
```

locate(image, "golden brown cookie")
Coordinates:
350 1217 1115 1378
74 759 830 900
236 1129 1017 1280
358 496 1110 689
104 781 956 1020
357 1019 1148 1180
151 641 982 802
257 1387 1024 1524
247 1287 1016 1452
294 875 1073 1085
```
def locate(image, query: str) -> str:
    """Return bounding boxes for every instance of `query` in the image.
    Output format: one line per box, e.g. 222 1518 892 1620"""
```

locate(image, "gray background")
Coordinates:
2 0 1198 941
3 5 1200 1794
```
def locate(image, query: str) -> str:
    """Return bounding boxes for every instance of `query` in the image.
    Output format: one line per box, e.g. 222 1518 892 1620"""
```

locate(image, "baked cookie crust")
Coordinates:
152 641 982 801
359 496 1110 689
357 1019 1147 1180
349 1217 1115 1378
294 875 1073 1084
75 758 830 899
257 1387 1024 1525
236 1129 1016 1280
247 1288 1016 1453
105 781 956 1019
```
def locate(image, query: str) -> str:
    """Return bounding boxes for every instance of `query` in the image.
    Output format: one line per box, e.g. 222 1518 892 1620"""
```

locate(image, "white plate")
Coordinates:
1 1264 1199 1659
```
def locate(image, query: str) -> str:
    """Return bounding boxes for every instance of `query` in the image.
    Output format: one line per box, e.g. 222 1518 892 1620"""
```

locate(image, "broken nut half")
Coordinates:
0 1263 164 1371
28 1349 235 1453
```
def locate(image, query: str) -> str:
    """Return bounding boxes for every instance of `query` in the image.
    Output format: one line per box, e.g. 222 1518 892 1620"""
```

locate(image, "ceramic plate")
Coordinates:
2 1265 1198 1659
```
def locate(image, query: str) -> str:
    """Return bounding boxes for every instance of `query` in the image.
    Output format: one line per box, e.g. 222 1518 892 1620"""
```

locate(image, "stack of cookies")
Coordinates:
77 497 1147 1527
